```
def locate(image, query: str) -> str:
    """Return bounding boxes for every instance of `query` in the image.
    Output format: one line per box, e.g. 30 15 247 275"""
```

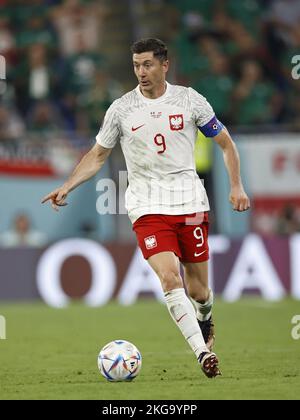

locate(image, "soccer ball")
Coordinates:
97 340 142 382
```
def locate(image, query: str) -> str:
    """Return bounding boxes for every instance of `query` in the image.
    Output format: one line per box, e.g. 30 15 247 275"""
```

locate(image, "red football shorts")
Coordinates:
132 212 209 263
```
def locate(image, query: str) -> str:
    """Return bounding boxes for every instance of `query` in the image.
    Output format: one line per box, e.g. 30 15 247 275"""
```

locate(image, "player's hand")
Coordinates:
229 186 250 212
41 186 69 212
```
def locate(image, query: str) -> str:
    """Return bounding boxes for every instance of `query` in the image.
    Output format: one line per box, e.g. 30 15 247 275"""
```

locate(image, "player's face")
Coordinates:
133 52 169 95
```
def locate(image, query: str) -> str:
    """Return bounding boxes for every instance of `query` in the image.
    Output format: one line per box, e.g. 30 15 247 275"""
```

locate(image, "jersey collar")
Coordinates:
135 81 171 103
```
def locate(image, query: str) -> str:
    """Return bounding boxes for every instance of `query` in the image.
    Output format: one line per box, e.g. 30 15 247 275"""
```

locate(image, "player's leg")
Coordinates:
133 214 220 377
147 251 209 360
182 260 215 351
177 212 221 377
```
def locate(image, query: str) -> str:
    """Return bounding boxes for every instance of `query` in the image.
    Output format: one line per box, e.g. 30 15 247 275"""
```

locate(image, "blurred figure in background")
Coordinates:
276 204 300 235
0 104 25 144
230 59 280 126
193 50 234 125
13 43 61 116
77 68 125 133
50 0 106 56
0 15 16 65
59 35 106 133
0 212 48 247
27 100 64 135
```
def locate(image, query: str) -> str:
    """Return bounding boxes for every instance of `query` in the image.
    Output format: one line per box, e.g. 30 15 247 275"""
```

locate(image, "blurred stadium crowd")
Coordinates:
166 0 300 128
1 0 300 142
0 0 299 245
0 0 124 143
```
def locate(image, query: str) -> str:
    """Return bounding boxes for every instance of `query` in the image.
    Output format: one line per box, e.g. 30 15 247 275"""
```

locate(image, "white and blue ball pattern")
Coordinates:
98 340 142 382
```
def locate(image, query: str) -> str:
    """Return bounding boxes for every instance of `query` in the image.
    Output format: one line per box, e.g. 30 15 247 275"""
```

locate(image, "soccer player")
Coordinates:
42 38 250 378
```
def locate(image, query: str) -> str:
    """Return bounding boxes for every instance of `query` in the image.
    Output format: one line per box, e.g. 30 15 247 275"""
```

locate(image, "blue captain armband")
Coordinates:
198 116 225 138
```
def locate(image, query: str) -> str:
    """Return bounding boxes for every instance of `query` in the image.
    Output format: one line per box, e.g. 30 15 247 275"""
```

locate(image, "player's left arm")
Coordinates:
189 87 250 212
213 128 250 212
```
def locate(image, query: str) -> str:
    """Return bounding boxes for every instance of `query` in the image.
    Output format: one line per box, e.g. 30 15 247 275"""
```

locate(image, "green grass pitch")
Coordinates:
0 299 299 400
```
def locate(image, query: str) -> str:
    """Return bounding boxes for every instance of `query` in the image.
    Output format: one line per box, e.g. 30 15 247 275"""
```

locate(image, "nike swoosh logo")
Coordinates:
194 250 206 257
176 313 187 323
132 124 145 132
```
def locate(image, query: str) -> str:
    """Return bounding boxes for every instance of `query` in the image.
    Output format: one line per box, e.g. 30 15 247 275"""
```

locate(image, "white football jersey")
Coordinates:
96 82 218 224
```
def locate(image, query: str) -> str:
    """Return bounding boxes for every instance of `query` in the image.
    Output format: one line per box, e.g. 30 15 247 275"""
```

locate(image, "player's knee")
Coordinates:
158 269 182 292
189 286 209 303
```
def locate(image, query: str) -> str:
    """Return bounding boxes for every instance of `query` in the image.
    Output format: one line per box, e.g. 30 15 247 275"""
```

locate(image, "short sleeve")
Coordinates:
96 101 120 148
188 87 224 137
188 87 215 127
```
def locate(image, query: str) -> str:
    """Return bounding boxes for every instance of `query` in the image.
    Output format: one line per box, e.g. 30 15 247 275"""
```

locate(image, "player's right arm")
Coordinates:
41 143 112 211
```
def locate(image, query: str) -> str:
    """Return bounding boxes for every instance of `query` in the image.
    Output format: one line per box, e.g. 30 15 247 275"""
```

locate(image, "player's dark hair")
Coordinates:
131 38 168 62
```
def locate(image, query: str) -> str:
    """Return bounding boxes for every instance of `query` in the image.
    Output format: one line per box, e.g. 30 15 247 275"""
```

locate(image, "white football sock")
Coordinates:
190 289 214 322
164 288 208 359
